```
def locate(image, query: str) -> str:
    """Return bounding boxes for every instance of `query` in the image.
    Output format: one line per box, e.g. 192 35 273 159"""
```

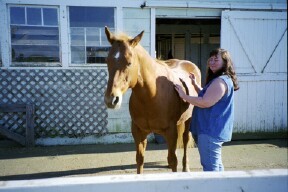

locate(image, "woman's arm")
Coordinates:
175 78 227 108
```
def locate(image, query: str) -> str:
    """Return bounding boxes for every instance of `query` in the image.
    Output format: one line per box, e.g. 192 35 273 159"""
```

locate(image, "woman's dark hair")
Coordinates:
205 48 239 91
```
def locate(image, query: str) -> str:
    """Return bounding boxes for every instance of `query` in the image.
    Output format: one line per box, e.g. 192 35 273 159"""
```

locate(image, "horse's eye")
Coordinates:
127 60 132 66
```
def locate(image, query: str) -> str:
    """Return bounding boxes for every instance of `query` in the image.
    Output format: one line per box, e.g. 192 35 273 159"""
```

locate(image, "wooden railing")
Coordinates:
0 104 35 147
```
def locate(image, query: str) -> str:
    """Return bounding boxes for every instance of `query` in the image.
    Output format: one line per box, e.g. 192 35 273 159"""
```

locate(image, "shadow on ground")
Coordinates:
0 161 168 181
0 140 168 160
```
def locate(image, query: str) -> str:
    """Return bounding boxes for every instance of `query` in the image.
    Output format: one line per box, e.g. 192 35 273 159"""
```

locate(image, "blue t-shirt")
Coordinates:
190 75 234 142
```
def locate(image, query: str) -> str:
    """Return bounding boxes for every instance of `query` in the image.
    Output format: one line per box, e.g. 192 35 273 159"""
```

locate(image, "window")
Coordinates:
9 6 60 65
69 7 115 64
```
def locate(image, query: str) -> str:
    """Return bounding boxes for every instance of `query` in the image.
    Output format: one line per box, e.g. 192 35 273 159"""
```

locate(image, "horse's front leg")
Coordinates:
131 121 148 174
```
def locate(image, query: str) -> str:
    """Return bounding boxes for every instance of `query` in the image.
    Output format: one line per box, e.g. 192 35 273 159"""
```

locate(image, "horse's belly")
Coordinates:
130 103 192 133
130 109 160 126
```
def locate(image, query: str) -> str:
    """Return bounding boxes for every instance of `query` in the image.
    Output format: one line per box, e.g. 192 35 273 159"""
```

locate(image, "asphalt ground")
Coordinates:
0 139 287 181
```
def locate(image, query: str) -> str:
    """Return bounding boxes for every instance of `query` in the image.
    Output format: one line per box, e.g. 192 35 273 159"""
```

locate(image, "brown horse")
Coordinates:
104 27 201 174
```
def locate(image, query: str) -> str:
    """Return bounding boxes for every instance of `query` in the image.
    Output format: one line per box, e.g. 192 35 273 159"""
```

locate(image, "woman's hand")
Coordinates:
189 72 202 94
189 73 197 86
174 84 186 99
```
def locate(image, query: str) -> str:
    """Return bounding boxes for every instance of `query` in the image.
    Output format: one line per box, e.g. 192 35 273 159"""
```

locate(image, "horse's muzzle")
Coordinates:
104 95 122 109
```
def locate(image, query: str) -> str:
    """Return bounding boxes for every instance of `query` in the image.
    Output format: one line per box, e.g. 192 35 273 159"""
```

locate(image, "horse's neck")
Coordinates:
133 45 164 98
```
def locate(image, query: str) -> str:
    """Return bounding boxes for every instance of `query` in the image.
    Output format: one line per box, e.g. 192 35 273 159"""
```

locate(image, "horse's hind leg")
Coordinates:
182 119 191 172
131 121 148 174
166 127 178 172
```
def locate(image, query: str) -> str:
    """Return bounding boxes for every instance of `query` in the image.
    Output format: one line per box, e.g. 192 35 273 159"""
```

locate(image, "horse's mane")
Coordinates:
114 32 132 41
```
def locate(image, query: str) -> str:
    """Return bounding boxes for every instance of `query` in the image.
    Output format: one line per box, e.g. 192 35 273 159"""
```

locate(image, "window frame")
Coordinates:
8 4 61 67
67 6 116 67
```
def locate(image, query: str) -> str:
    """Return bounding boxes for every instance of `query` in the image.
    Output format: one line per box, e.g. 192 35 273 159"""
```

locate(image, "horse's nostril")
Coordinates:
112 96 119 105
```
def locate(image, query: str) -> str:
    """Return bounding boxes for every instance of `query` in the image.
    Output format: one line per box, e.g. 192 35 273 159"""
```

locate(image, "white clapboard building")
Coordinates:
0 0 286 145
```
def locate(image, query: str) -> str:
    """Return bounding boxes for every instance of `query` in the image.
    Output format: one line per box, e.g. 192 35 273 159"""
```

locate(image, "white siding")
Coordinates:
123 8 151 51
221 10 287 133
107 90 132 133
234 80 287 132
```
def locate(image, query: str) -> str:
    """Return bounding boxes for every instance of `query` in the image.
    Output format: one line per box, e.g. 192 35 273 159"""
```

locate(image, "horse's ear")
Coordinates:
129 31 144 47
105 26 114 45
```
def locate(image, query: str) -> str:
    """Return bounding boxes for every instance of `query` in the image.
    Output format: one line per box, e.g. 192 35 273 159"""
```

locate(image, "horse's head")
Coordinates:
104 27 144 109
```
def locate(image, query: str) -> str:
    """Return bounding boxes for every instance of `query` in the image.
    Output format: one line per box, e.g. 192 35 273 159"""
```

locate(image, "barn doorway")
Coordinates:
156 19 220 85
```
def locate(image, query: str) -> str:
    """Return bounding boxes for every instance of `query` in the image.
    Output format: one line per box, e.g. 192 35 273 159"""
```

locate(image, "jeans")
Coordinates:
197 134 224 171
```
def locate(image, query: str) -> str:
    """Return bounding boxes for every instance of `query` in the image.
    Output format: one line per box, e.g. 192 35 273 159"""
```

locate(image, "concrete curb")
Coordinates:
0 169 287 192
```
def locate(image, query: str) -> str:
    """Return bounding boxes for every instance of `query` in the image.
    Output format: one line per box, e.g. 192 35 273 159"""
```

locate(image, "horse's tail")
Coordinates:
177 123 185 148
177 121 195 148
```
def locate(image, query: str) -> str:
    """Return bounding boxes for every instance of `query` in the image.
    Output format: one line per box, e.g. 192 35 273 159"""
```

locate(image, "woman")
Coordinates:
175 48 239 171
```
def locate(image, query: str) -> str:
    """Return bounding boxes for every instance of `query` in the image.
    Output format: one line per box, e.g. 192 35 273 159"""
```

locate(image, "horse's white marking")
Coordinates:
112 90 122 109
114 51 120 59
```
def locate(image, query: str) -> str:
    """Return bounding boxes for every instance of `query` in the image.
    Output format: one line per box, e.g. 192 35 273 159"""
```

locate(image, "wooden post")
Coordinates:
26 104 35 147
